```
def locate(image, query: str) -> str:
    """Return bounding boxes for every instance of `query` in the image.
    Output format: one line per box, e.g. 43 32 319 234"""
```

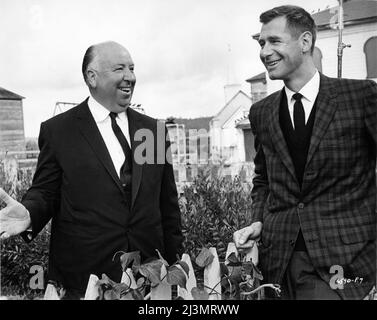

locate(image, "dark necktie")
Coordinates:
292 93 305 135
109 112 132 190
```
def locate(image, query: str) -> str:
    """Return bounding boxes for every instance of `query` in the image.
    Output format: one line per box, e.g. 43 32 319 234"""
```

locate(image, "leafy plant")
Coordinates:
0 164 49 299
94 250 189 300
191 247 281 300
179 167 253 262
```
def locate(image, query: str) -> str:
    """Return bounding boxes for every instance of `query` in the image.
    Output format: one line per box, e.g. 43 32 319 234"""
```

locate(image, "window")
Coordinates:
364 37 377 79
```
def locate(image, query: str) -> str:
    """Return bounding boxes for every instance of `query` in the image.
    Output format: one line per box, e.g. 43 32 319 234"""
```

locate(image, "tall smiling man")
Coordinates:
234 6 376 299
0 41 183 299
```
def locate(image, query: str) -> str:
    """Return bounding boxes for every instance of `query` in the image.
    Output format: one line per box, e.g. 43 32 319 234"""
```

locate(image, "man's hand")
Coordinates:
233 222 263 250
0 188 31 240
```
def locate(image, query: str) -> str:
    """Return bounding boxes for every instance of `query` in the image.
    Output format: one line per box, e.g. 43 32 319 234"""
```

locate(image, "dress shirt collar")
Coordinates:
87 96 128 123
284 70 320 103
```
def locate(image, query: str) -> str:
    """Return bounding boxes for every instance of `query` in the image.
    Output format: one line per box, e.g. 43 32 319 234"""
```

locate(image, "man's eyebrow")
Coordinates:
113 63 134 67
266 36 281 41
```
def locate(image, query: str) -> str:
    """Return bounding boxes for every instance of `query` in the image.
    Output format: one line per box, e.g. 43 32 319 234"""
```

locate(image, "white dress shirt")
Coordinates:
87 97 131 178
284 70 320 129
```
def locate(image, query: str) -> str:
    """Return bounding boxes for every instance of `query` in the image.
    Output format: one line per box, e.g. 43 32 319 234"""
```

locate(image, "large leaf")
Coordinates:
104 288 120 300
166 265 187 289
97 273 117 290
191 287 209 300
252 263 264 281
138 259 164 285
195 247 214 268
131 288 144 300
228 265 243 283
226 252 241 266
120 251 141 271
120 288 144 300
220 262 229 277
177 261 190 276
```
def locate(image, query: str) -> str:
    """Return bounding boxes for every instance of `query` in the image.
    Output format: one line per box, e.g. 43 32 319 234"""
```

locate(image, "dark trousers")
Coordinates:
280 251 341 300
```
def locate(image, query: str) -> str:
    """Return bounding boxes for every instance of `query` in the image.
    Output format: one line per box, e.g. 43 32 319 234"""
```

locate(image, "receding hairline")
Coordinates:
89 41 131 67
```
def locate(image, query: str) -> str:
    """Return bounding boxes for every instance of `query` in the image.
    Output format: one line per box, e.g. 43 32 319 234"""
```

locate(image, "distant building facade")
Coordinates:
209 90 252 165
0 87 25 152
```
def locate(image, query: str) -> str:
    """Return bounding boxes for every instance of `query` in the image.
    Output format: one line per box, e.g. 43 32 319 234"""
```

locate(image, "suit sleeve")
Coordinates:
159 125 184 264
21 121 62 241
364 80 377 151
249 105 269 224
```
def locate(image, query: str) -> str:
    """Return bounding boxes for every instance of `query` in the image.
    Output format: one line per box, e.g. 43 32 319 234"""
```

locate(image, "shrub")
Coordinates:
0 165 49 299
179 166 253 261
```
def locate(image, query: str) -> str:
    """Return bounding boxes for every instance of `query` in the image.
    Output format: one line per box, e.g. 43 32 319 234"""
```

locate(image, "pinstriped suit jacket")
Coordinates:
249 73 376 299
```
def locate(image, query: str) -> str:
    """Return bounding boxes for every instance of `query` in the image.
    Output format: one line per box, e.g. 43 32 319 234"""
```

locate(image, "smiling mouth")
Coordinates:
265 59 282 68
119 87 132 95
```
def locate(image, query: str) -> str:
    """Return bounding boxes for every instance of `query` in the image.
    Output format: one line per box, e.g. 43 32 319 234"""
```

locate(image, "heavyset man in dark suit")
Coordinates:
0 41 183 298
234 5 376 299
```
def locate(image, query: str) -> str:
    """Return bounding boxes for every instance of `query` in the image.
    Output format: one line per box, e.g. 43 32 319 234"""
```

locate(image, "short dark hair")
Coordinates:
260 5 317 53
82 45 96 83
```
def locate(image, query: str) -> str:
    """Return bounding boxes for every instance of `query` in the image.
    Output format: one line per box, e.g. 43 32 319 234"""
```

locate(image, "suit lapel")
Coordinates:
75 99 124 194
304 74 338 170
268 90 298 183
127 107 144 210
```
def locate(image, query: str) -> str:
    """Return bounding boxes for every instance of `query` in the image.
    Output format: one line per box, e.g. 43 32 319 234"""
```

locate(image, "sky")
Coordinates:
0 0 339 137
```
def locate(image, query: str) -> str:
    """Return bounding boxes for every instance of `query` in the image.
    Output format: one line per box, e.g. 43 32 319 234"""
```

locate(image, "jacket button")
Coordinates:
298 202 304 209
289 240 295 246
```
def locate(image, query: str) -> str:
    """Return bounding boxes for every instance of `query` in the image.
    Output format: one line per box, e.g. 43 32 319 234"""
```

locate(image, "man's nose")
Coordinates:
123 68 136 82
260 44 272 61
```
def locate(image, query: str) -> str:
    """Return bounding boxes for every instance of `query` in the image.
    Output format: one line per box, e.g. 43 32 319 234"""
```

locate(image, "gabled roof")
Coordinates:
212 90 251 120
312 0 377 29
246 72 266 83
0 87 24 100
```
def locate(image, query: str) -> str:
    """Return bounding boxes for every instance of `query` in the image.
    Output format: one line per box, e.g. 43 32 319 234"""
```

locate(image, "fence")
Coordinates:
43 242 259 300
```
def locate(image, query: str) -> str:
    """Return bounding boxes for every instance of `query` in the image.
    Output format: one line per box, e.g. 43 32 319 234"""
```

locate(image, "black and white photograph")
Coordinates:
0 0 376 306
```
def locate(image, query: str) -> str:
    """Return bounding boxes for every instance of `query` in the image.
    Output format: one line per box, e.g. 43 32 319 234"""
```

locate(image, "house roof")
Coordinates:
246 72 266 83
312 0 377 29
0 86 24 100
212 90 251 120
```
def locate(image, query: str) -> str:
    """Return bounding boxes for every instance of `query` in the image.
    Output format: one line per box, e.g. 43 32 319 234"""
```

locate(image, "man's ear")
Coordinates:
86 69 97 88
300 31 313 54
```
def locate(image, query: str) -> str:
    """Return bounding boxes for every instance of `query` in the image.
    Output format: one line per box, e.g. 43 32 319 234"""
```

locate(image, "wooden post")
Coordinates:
204 247 221 300
177 254 197 300
84 274 100 300
44 284 60 300
150 264 172 300
244 242 258 265
225 242 238 263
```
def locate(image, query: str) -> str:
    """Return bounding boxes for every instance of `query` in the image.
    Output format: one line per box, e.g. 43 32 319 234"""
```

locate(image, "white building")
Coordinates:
209 90 252 165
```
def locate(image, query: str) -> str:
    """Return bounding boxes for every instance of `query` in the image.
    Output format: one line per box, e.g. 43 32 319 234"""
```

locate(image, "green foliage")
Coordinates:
96 251 188 300
179 167 253 261
0 165 49 299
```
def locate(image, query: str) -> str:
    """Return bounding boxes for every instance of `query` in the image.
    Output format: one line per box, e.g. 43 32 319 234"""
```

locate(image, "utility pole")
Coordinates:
337 0 351 78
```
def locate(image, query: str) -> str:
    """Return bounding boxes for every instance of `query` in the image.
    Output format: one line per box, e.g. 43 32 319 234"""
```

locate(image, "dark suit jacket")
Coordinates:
249 74 376 299
22 99 183 292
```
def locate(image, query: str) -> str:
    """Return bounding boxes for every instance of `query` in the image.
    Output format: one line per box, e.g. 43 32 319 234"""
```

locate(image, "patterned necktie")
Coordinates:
109 112 132 189
292 93 305 134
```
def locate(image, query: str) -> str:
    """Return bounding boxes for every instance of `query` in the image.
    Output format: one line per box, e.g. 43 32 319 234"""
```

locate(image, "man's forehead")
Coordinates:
92 43 133 67
260 16 289 37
